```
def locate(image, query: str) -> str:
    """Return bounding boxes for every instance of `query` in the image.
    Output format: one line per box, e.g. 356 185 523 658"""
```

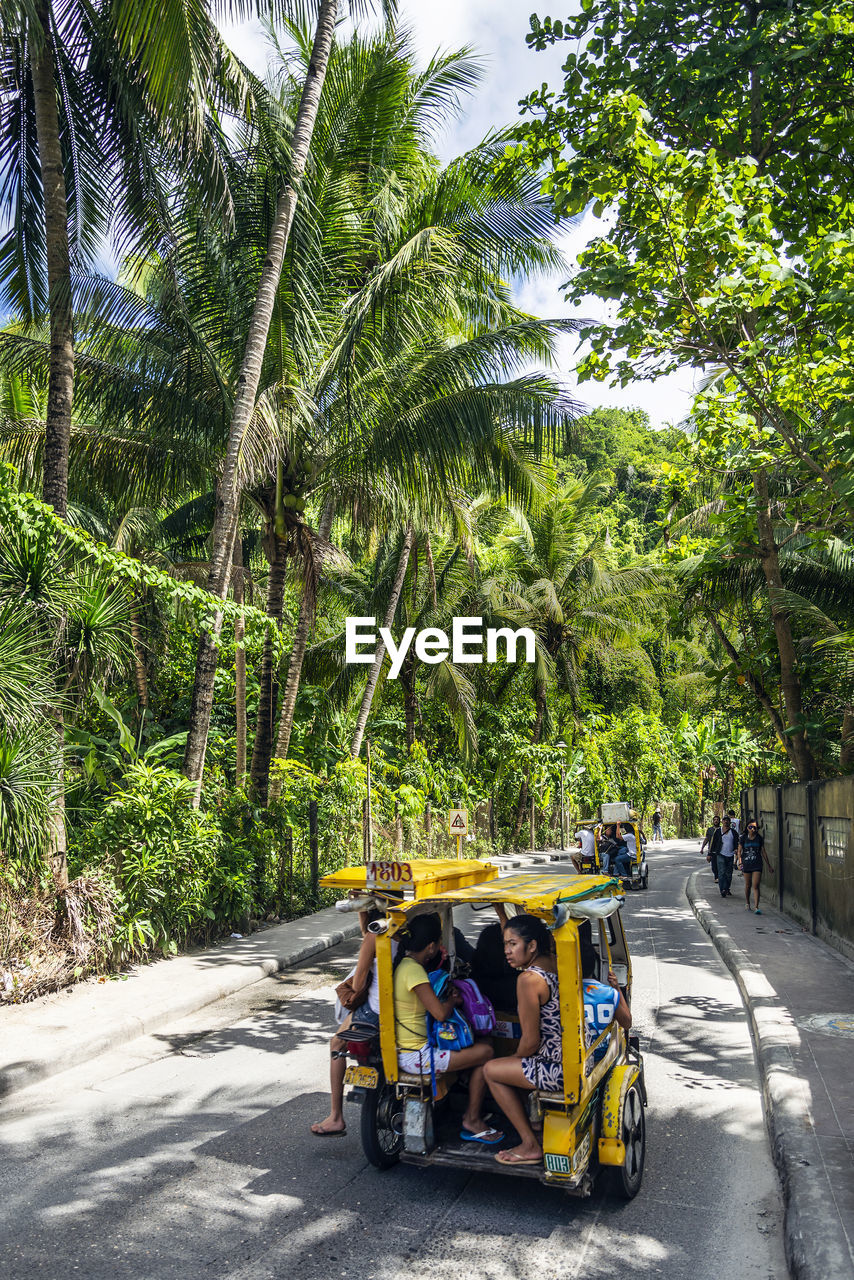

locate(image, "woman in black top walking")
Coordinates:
738 820 775 914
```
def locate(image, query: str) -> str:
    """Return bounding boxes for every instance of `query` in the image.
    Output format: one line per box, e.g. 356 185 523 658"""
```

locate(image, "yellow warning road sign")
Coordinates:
448 808 469 836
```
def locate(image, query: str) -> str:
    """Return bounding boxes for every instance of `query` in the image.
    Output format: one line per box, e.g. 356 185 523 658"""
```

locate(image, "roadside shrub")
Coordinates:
0 857 118 1002
72 762 251 958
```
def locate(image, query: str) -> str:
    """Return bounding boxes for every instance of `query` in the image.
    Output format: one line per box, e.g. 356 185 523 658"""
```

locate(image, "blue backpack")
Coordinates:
426 969 474 1051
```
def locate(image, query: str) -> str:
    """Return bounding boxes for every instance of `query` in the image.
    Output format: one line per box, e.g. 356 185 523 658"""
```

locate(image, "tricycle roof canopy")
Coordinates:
418 871 621 917
319 858 498 900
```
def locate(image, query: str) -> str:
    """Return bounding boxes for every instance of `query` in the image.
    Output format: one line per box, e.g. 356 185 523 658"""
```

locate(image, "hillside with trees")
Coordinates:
2 1 852 1001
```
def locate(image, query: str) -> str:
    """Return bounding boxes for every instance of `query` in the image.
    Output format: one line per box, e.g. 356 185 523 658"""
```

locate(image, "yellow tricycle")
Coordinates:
574 805 649 891
320 858 646 1198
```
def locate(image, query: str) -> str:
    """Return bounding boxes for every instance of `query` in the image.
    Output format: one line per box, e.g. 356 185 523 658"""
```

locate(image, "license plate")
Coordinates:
345 1065 378 1088
366 860 415 894
544 1152 571 1174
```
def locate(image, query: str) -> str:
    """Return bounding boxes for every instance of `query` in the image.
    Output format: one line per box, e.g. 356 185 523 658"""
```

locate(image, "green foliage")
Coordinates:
72 764 243 958
585 648 663 715
512 0 854 781
0 722 56 863
8 8 844 1000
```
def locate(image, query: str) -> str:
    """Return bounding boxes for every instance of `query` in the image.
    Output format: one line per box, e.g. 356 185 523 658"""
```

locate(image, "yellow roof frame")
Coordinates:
394 870 621 919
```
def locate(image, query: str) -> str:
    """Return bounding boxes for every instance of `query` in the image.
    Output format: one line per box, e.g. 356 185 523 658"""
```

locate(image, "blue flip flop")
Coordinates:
460 1126 504 1145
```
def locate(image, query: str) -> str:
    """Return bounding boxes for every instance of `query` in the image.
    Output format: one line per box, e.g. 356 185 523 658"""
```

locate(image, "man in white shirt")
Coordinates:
714 817 738 897
727 809 740 836
572 826 597 873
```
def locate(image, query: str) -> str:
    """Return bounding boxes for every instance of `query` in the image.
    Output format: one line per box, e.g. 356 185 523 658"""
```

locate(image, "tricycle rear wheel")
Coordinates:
360 1075 404 1169
609 1082 645 1199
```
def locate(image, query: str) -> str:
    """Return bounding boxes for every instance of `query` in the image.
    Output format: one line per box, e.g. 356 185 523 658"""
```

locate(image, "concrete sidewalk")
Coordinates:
687 867 854 1280
0 905 361 1101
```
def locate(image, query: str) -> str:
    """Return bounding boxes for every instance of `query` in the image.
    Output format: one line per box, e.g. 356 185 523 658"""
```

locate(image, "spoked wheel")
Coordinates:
610 1082 645 1199
360 1075 404 1169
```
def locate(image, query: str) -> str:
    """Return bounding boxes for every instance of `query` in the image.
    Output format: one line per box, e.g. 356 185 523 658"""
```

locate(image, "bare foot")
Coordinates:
462 1113 492 1133
311 1116 346 1136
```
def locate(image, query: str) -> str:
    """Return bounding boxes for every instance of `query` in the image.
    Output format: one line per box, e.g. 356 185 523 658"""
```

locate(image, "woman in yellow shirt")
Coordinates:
394 913 503 1145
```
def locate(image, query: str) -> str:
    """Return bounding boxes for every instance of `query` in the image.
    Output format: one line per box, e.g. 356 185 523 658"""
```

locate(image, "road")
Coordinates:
1 842 786 1280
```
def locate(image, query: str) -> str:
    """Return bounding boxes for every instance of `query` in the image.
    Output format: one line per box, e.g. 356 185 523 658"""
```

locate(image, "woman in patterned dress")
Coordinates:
482 914 566 1165
484 914 631 1166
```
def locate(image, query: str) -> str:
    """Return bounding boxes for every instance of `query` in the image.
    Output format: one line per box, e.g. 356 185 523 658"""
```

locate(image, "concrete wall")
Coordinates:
741 777 854 962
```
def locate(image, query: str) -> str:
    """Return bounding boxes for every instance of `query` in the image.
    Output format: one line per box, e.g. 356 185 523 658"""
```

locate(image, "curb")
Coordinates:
1 910 362 1102
686 869 850 1280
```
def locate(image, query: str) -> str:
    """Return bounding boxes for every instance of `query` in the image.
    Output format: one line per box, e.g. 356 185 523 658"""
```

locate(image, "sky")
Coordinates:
221 1 698 428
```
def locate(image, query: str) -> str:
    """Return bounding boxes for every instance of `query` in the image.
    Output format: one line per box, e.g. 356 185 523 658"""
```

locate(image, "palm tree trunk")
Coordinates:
402 649 418 748
182 0 339 800
31 3 72 889
268 498 335 797
511 681 546 844
841 706 854 772
424 533 437 609
753 468 816 781
30 1 74 518
233 538 247 787
350 525 414 759
249 531 288 805
129 600 148 710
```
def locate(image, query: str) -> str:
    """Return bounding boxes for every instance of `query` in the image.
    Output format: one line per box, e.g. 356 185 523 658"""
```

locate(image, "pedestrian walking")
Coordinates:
700 813 721 880
727 809 740 836
710 815 738 898
738 819 775 913
652 807 663 843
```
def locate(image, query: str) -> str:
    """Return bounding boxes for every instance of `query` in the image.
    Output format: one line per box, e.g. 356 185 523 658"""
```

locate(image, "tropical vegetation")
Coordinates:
2 1 852 1000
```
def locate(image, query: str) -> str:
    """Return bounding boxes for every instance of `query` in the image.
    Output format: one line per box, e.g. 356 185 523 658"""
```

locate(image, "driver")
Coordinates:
571 825 596 874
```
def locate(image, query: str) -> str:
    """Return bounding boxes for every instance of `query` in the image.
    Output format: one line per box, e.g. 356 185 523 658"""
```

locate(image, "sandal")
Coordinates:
494 1149 542 1166
460 1126 504 1145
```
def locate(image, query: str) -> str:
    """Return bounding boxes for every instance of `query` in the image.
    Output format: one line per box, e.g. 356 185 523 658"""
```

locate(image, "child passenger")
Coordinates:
393 913 503 1145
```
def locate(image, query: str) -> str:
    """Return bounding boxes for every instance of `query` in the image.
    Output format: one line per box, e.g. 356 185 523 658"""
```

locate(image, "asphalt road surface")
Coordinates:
1 842 786 1280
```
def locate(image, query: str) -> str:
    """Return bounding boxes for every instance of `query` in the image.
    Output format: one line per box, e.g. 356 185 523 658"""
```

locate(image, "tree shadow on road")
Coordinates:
150 986 340 1059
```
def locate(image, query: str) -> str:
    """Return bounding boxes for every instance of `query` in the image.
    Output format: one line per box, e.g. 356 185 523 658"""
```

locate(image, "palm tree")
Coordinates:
3 21 574 809
181 10 585 798
669 457 854 780
0 0 267 518
330 527 483 760
483 478 663 841
182 0 400 796
276 525 479 780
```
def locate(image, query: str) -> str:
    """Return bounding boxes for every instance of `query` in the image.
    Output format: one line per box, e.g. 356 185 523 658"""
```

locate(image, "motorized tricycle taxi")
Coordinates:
574 802 649 891
320 857 646 1198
